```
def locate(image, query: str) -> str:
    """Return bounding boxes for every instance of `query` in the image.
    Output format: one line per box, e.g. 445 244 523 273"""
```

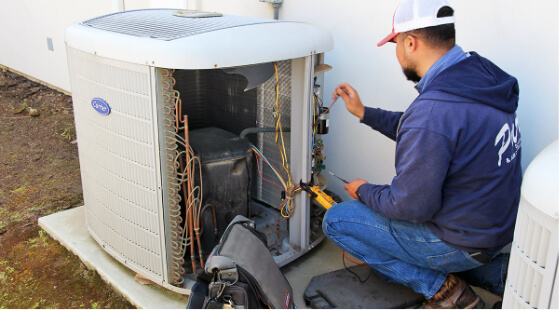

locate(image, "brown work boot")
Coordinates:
422 274 485 309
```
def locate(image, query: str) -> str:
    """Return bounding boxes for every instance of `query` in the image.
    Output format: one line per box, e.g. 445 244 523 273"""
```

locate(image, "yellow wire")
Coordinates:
273 62 293 188
272 62 310 218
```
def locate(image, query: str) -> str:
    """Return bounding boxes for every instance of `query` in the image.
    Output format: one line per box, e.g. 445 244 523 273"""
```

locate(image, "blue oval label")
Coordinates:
91 98 111 115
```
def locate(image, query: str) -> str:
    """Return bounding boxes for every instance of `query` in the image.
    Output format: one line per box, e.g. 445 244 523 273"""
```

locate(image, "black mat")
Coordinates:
303 265 425 308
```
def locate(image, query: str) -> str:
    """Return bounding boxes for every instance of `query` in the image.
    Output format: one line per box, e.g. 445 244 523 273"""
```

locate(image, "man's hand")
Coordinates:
332 83 365 120
344 178 368 200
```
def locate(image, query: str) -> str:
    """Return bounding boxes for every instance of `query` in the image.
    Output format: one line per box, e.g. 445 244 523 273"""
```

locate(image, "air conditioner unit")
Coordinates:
65 9 333 294
502 140 558 309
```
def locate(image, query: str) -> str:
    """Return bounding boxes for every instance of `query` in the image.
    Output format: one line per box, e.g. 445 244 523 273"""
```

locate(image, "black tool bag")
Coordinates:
187 215 295 309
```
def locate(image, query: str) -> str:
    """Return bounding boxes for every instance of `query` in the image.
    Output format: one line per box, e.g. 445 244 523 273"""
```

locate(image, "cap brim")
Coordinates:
377 31 398 47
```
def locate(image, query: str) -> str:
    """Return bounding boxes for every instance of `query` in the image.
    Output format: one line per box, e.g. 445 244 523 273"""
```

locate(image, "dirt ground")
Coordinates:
0 69 134 309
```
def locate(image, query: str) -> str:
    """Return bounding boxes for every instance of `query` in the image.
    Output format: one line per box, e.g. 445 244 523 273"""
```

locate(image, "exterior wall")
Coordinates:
0 0 114 92
0 0 557 201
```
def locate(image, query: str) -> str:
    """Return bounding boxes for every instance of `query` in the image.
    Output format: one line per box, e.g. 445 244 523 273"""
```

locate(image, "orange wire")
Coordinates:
343 250 367 266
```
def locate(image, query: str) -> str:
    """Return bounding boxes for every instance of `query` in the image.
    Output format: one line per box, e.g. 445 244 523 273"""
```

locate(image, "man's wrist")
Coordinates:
355 184 364 203
359 106 373 123
357 105 365 120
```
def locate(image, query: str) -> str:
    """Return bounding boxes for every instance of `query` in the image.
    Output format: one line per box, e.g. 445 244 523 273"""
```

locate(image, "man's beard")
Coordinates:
403 67 421 83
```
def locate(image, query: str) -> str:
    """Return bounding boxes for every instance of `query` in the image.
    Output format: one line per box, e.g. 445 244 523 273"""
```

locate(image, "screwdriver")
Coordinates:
329 171 349 184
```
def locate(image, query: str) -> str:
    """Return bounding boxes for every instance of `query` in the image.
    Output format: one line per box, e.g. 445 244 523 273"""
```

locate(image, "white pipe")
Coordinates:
112 0 124 12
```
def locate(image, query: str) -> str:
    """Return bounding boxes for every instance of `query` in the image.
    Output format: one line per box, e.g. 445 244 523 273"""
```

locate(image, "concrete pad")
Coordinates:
38 207 188 309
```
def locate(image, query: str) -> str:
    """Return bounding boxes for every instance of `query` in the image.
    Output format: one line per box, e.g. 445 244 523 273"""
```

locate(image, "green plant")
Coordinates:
60 128 72 141
13 101 28 114
38 230 48 246
10 184 27 194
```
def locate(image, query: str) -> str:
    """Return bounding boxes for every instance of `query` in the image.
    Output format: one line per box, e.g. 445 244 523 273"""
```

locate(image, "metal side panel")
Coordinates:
288 56 314 249
67 46 167 285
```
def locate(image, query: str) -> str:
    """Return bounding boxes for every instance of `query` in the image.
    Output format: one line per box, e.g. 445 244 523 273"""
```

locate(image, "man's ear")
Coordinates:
404 34 418 53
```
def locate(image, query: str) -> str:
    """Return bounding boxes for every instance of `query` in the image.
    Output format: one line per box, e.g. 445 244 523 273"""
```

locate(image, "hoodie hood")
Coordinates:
422 52 519 113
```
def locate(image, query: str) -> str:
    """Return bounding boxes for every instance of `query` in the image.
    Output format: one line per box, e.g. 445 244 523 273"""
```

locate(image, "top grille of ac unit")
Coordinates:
82 9 281 41
66 9 333 69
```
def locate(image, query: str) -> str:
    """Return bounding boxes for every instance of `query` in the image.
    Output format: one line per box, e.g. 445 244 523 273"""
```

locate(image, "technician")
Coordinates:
323 0 522 308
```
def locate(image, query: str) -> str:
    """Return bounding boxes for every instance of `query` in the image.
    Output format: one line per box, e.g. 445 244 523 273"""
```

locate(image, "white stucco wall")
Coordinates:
0 0 114 91
0 0 557 201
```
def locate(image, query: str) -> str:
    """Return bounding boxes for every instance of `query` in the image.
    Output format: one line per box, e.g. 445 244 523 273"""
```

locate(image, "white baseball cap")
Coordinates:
377 0 455 47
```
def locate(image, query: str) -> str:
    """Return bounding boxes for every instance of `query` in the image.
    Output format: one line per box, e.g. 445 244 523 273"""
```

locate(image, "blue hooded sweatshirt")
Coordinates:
358 52 522 252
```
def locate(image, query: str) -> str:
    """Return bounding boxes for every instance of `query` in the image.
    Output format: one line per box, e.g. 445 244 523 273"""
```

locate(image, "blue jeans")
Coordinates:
322 200 505 298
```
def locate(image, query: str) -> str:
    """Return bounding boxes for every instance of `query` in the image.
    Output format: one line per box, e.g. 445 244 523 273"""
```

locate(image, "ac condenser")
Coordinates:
65 9 333 293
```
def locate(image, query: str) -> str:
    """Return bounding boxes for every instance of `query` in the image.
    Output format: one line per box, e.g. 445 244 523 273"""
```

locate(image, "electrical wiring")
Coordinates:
253 142 300 218
253 62 332 218
314 95 338 127
253 149 284 190
313 92 325 122
312 93 320 148
343 250 368 266
270 62 301 218
279 185 303 217
254 142 298 218
252 146 287 190
342 250 373 283
272 62 293 185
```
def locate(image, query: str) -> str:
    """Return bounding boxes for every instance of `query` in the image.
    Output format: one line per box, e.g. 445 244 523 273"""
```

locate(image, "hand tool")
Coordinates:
299 180 337 210
328 171 349 184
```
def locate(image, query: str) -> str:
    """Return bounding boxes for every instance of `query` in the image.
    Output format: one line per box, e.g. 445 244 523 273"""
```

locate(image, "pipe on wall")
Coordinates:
112 0 124 12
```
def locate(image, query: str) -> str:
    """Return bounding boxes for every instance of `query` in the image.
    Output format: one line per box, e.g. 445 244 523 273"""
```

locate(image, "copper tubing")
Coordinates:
199 204 218 237
183 115 208 269
177 155 194 274
181 115 196 273
195 229 204 268
196 204 217 267
162 68 186 285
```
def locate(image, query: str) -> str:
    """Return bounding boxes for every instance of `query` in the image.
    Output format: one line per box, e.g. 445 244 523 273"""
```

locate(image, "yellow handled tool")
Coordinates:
300 180 337 210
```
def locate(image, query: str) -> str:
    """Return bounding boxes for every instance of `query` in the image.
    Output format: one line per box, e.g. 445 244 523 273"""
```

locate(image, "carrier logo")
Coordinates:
91 98 111 116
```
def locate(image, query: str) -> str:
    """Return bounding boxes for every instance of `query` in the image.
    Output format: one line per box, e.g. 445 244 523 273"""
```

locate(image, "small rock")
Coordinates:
27 87 41 96
29 108 40 117
19 81 32 89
